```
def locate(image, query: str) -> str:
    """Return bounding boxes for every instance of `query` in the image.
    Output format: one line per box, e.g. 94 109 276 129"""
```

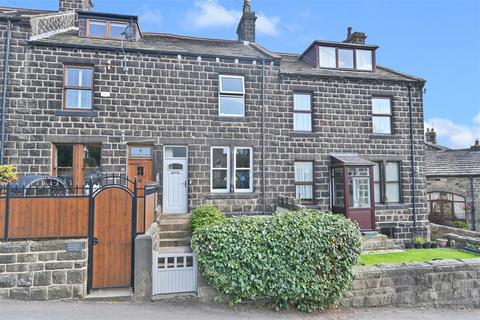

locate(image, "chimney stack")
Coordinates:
471 139 480 151
425 128 437 144
343 26 367 45
237 0 257 43
59 0 93 12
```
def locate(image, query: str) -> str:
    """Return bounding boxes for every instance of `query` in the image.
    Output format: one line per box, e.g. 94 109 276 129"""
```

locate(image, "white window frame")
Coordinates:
293 93 313 132
218 75 245 117
210 147 230 193
372 97 393 135
233 147 253 193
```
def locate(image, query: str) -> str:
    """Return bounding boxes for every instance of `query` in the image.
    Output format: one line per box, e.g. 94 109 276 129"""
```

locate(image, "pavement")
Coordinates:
0 300 479 320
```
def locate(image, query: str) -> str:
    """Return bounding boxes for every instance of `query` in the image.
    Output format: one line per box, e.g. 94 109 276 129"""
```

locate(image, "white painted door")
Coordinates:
163 158 188 214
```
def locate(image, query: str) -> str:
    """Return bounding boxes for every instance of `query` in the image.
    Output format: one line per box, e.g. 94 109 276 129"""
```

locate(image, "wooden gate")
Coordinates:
90 185 135 289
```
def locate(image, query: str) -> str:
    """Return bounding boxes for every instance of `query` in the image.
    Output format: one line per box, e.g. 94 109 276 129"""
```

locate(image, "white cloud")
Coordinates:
184 0 280 37
186 0 240 29
425 115 480 149
140 8 163 25
256 13 280 36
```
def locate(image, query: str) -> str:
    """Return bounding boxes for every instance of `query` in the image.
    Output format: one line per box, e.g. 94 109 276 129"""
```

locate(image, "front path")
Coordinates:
0 300 478 320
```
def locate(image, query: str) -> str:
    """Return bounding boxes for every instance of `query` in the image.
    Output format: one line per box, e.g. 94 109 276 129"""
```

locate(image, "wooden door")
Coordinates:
92 187 132 288
127 159 153 191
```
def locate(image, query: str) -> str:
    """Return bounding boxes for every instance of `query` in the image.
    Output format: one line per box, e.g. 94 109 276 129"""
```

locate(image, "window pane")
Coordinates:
374 182 381 203
429 192 440 200
235 148 250 168
57 145 73 187
220 76 244 93
338 49 354 68
219 95 244 116
296 185 312 201
83 145 101 182
385 162 399 181
212 148 228 168
453 194 465 202
131 146 152 158
235 170 250 190
294 162 313 182
386 183 400 203
293 113 312 132
319 46 336 68
212 170 227 189
372 98 391 114
373 116 391 134
294 94 311 111
333 168 345 207
373 162 380 182
110 22 127 38
349 177 370 208
88 20 107 37
454 202 465 219
356 49 372 71
66 68 92 87
165 146 187 158
65 89 92 109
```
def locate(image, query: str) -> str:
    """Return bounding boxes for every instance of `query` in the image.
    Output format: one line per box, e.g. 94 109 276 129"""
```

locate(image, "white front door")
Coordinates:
163 156 188 214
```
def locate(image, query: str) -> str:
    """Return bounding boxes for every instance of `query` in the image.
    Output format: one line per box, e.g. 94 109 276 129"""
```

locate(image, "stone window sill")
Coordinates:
290 132 318 138
370 134 400 140
206 192 257 200
55 110 98 117
376 204 410 210
213 116 250 122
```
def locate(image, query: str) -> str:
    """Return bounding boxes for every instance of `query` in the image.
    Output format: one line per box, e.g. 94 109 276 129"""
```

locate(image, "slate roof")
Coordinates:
425 149 480 176
330 153 375 166
278 53 424 82
31 31 271 60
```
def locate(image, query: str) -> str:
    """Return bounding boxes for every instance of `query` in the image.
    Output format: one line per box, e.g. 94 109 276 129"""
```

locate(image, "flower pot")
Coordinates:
437 239 447 248
423 242 431 249
414 243 423 249
404 242 414 249
431 243 438 248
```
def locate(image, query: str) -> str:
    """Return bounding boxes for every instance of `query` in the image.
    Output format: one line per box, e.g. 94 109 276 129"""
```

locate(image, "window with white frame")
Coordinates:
294 161 314 203
319 46 336 68
234 147 252 192
219 75 245 117
372 97 393 134
373 161 401 204
211 147 230 192
293 93 312 132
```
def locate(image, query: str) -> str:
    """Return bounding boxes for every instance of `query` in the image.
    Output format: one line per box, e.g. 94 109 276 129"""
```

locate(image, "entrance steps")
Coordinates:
84 288 133 302
157 214 192 249
362 233 400 251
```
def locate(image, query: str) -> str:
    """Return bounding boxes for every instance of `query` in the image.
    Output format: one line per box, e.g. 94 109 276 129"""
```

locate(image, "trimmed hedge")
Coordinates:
192 210 362 312
191 205 226 232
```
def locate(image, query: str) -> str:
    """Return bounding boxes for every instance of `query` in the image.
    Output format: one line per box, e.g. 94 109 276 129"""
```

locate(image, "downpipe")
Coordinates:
1 18 12 165
407 83 417 231
261 59 266 214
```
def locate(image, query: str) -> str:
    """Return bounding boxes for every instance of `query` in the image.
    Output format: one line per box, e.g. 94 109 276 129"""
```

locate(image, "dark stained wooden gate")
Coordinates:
91 186 134 289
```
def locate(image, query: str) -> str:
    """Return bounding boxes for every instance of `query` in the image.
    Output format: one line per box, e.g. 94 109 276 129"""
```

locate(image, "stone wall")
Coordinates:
341 259 480 308
0 239 87 300
197 259 480 308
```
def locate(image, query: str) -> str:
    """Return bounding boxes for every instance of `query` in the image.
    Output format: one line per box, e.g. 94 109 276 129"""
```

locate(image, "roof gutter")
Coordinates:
1 17 13 165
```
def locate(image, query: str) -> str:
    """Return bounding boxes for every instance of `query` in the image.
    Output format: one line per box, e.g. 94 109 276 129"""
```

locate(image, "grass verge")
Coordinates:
360 249 478 266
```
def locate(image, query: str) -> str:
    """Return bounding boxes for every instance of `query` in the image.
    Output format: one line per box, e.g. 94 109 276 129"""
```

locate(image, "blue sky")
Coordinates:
4 0 480 148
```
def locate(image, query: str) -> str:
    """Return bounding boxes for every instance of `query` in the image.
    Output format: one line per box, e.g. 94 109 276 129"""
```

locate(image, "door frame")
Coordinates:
162 145 188 214
87 175 138 293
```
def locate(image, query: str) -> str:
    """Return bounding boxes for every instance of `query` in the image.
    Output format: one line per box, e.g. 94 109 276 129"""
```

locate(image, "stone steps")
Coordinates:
159 237 192 247
83 288 133 302
157 214 192 250
362 234 400 251
159 230 192 239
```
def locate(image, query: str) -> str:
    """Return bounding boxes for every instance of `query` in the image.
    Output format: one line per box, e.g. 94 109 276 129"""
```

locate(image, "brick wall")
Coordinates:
0 239 88 300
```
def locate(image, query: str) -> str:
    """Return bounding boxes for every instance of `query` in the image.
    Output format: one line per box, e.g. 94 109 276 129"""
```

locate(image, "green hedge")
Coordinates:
191 205 226 232
192 210 362 312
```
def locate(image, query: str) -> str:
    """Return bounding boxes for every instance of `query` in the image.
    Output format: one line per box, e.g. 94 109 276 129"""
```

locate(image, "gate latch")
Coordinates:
92 237 98 245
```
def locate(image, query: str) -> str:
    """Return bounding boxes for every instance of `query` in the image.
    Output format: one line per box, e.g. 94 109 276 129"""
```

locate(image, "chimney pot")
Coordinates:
343 27 367 45
425 127 437 144
347 27 352 37
471 139 480 151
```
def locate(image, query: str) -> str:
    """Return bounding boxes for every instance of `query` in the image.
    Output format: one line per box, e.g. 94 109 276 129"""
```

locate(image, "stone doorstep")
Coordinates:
83 287 133 302
151 292 198 302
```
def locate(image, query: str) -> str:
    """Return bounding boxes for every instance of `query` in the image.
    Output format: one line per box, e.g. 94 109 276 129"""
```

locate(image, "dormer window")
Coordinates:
317 44 375 71
87 19 128 39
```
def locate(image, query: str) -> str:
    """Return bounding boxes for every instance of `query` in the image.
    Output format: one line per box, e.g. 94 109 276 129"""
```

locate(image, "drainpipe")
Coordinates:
470 176 476 231
407 83 417 230
261 59 266 214
1 18 12 165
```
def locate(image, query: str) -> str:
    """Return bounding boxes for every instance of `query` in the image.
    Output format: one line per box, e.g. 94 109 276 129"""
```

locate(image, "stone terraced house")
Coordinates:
0 0 428 242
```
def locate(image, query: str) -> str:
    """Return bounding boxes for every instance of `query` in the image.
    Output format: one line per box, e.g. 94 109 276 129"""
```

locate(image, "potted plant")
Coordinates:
423 241 432 249
404 241 414 249
448 239 456 248
414 236 425 249
430 241 438 249
437 238 448 248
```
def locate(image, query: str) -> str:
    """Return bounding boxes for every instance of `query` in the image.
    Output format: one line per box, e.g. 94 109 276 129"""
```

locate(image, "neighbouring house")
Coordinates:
0 0 428 296
425 128 480 231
